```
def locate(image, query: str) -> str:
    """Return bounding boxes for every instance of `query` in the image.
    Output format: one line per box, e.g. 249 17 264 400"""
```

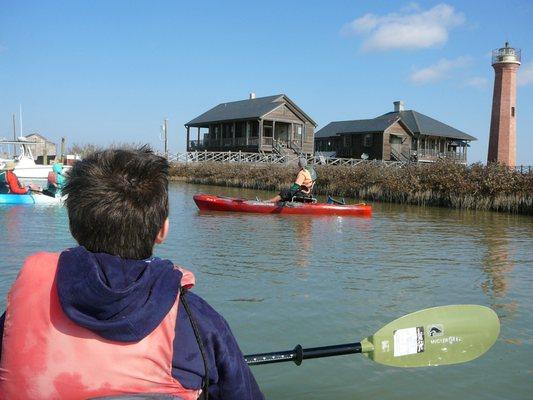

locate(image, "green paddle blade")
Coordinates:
360 305 499 367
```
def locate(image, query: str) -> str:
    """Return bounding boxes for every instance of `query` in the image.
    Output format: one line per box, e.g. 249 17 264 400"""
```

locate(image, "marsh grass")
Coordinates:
170 160 533 215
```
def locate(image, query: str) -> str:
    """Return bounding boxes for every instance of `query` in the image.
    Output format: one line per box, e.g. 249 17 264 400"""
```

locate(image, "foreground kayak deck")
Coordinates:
0 193 61 205
193 194 372 216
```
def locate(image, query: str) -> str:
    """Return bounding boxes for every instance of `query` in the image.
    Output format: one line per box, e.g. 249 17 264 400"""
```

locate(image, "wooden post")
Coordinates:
232 122 236 147
43 142 48 165
245 121 249 146
258 119 263 151
186 126 190 151
60 137 65 162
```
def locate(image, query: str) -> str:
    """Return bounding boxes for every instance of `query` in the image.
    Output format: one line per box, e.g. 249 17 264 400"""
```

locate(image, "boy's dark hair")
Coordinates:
63 146 169 259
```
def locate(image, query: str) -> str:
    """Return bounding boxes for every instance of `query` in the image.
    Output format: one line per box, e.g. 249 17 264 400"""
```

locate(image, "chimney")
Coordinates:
249 92 256 100
393 101 404 112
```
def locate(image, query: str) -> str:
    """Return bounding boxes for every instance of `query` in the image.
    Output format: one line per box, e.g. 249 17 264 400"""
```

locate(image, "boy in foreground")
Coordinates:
0 147 264 400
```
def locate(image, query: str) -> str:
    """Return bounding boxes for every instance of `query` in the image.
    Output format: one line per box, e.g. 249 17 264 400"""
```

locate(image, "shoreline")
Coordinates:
169 161 533 215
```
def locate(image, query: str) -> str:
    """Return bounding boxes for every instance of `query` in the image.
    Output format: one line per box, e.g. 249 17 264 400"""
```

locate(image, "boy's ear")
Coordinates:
155 218 170 244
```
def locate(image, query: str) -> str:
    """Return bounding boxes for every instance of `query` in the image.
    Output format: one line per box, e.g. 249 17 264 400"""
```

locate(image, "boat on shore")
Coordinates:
0 193 61 205
193 194 372 216
0 138 71 179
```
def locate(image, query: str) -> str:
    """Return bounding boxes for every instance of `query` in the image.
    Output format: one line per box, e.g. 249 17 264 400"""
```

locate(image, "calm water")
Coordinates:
0 183 532 399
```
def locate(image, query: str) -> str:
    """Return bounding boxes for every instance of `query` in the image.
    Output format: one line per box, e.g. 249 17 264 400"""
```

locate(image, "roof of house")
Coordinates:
314 117 400 138
23 133 53 142
315 109 476 141
376 110 476 141
186 94 317 127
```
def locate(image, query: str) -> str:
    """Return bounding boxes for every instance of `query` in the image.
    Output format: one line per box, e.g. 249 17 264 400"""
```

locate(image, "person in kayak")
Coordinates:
268 157 317 202
0 147 264 400
43 161 66 197
0 161 40 194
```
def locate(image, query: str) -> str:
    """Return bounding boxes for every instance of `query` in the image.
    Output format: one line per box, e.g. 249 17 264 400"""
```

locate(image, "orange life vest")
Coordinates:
0 252 200 400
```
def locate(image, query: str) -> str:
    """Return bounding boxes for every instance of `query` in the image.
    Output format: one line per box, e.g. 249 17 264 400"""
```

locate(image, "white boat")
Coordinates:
0 138 70 179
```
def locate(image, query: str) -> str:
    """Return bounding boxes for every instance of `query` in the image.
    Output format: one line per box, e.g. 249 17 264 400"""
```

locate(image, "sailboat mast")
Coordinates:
19 104 23 138
12 113 17 156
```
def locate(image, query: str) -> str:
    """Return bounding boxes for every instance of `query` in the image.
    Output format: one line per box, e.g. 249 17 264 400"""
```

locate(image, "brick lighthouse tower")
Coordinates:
488 42 521 166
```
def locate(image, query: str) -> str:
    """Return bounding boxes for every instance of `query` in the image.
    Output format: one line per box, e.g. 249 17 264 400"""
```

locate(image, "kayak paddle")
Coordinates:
244 305 499 368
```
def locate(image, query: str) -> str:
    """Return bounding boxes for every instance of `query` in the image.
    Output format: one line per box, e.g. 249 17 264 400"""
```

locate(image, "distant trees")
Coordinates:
68 142 150 158
68 143 103 158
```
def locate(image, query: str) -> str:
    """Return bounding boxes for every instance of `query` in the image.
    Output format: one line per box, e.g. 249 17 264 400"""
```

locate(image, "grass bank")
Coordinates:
170 161 533 215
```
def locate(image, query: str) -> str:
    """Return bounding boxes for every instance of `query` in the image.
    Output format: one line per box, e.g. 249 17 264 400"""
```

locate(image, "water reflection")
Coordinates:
292 217 312 268
3 206 26 242
481 228 514 298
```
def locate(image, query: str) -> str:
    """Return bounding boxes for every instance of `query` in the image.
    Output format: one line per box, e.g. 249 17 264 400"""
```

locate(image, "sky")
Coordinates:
1 0 532 164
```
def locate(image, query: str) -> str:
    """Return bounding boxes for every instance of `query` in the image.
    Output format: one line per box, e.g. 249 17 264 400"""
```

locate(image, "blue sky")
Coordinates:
1 0 532 164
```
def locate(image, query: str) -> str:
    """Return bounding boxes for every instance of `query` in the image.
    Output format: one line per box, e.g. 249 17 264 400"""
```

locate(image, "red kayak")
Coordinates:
193 194 372 217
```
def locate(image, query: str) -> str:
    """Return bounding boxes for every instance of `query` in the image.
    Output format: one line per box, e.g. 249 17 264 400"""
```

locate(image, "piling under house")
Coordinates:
186 94 317 155
315 101 476 163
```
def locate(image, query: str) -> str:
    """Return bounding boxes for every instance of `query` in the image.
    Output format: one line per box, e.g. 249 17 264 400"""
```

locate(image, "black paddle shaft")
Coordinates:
244 342 362 366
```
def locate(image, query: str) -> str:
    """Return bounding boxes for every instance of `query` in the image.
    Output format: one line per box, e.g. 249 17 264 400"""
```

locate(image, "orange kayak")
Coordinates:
193 194 372 217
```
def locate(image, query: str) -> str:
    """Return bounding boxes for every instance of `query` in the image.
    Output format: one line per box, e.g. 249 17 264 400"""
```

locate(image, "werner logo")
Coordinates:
428 324 443 337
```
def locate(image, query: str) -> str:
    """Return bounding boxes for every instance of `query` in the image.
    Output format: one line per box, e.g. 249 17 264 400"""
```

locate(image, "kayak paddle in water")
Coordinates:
245 305 499 368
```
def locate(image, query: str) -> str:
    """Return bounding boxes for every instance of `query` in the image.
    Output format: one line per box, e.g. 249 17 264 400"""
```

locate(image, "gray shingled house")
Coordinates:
186 94 317 155
315 101 476 163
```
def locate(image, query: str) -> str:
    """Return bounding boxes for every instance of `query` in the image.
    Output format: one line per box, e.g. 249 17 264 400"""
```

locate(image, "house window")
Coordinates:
294 124 302 140
249 121 258 137
363 134 373 148
512 107 515 117
263 120 273 137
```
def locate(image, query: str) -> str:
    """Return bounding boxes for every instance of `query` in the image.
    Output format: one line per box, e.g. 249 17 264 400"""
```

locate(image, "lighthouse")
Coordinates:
487 42 521 166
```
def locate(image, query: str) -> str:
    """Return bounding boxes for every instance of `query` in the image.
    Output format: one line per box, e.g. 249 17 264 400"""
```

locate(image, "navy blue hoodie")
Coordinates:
0 246 263 400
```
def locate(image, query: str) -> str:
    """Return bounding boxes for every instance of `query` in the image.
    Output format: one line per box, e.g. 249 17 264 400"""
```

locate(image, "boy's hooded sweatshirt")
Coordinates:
0 246 263 400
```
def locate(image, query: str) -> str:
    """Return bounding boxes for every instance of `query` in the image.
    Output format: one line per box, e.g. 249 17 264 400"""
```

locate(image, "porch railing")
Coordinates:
391 147 410 162
289 139 303 156
169 151 407 167
188 138 259 149
412 149 466 162
261 137 273 146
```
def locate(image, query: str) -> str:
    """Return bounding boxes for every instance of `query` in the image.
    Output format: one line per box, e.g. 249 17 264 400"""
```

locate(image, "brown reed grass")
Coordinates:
169 160 533 215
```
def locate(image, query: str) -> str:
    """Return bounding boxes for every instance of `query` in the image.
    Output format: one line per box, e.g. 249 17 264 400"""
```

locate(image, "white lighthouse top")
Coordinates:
492 42 521 65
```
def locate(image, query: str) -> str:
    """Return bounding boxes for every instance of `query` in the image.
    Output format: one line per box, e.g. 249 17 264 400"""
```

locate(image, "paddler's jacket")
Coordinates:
0 246 263 400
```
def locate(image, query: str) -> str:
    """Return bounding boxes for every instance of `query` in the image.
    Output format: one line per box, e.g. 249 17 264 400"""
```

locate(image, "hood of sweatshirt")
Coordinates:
57 246 182 342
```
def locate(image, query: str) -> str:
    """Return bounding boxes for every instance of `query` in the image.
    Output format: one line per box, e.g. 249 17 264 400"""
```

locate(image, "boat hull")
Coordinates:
193 194 372 216
13 165 54 179
0 193 61 205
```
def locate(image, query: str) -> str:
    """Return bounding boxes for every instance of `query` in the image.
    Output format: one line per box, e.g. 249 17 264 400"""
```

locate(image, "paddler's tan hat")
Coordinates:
2 161 16 170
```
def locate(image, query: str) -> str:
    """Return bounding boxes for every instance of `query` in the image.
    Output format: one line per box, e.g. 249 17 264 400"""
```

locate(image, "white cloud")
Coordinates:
342 3 465 51
518 62 533 86
465 76 489 89
410 57 471 85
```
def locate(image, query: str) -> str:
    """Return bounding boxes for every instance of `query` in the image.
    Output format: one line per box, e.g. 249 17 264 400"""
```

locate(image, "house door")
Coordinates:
390 136 402 154
274 122 290 143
